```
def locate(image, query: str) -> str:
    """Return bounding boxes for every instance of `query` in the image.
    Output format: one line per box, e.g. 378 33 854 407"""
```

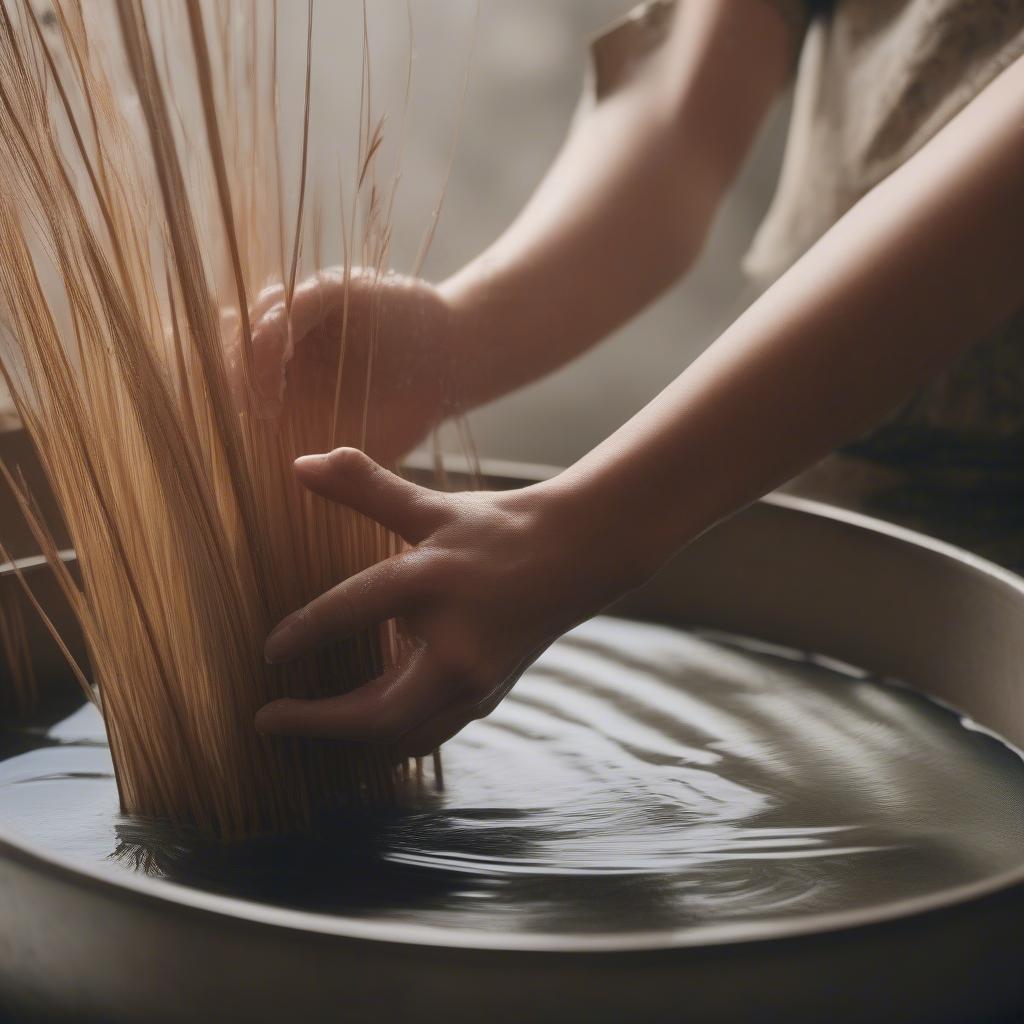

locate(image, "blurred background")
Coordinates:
298 1 791 468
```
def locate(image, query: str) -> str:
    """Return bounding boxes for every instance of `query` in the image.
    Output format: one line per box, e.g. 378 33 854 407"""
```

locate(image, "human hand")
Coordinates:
230 269 459 464
255 447 645 756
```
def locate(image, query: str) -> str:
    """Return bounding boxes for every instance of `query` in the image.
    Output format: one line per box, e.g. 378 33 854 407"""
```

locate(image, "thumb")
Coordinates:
295 447 448 543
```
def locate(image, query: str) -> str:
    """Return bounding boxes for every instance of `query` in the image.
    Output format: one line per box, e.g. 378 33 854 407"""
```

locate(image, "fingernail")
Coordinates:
255 703 282 734
255 699 304 736
265 614 299 663
294 453 329 472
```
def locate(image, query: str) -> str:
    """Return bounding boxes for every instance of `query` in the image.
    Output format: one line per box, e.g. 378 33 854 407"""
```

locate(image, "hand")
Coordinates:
255 448 642 756
230 269 459 464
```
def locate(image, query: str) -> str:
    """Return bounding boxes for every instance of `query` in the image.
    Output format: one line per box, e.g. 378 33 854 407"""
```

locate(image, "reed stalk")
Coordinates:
0 0 437 836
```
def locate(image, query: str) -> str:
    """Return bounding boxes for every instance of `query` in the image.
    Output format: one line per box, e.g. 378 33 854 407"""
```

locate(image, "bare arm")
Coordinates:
256 0 794 464
440 0 793 408
256 30 1024 751
552 44 1024 571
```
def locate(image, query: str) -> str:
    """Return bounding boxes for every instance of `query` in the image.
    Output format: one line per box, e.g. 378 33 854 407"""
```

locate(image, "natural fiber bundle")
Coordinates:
0 597 36 712
0 0 449 836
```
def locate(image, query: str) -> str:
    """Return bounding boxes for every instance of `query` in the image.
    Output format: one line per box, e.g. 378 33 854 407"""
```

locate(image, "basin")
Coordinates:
0 460 1020 1023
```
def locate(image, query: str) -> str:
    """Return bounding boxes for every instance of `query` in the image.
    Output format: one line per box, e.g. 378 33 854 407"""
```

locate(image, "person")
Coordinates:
254 0 1024 754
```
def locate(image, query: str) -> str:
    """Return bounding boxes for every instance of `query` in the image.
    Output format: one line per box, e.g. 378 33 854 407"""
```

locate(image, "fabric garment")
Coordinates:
591 0 1024 568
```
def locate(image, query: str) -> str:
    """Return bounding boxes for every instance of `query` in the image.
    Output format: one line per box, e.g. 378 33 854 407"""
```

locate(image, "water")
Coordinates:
1 615 1023 937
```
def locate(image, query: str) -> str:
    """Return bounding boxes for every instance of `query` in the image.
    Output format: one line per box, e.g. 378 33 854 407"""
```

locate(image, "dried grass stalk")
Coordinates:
0 0 438 836
0 595 36 712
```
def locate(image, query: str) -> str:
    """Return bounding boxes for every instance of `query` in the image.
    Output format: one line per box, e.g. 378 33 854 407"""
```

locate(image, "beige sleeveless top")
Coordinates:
592 0 1024 566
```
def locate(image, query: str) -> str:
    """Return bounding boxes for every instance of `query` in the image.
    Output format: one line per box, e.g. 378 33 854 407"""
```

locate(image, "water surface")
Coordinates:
1 615 1022 937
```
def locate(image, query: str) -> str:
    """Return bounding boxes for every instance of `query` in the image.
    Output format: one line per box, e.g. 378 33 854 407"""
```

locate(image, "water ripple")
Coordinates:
0 616 1022 935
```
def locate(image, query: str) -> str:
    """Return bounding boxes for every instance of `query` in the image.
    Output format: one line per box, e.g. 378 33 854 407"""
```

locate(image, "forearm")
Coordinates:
550 52 1024 581
439 0 793 411
257 43 1024 752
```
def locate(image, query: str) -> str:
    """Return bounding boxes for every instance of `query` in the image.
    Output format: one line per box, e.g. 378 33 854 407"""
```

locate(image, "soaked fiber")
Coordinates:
0 616 1022 937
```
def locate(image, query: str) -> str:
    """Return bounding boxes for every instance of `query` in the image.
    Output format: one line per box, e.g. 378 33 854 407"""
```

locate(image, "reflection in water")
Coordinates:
1 616 1023 936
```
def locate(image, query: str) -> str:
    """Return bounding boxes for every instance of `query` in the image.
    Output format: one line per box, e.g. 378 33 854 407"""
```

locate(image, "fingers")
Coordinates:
252 268 368 350
264 553 422 663
240 285 289 416
288 269 353 340
255 649 443 741
391 668 519 757
294 447 449 543
393 707 475 759
245 272 348 408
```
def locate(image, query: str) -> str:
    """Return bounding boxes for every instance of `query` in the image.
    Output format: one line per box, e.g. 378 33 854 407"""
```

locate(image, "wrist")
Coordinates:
533 449 710 596
515 469 667 603
437 265 495 415
439 251 551 412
